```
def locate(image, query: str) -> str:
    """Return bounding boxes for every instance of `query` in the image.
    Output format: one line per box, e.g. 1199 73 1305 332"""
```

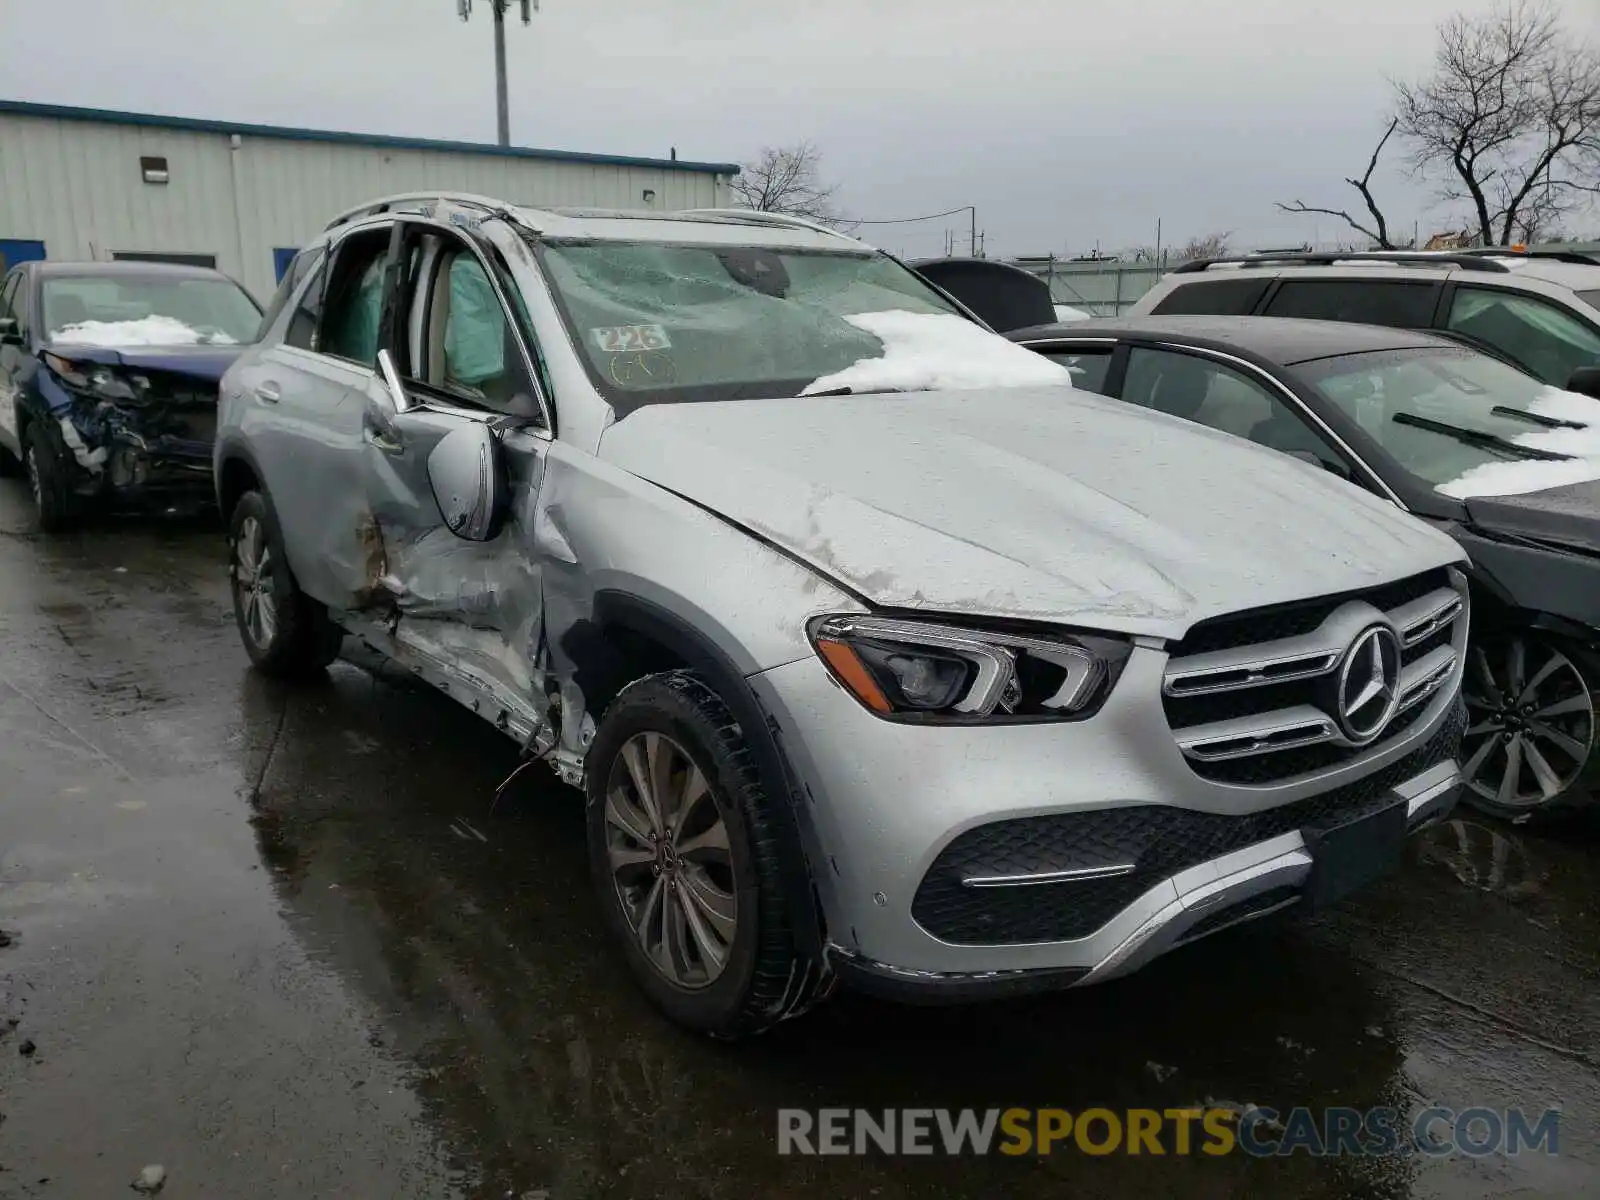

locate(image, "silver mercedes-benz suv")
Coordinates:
215 194 1470 1035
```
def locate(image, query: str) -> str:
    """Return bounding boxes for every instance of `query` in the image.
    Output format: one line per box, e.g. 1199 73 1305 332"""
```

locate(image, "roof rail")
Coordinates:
1458 247 1600 265
322 192 521 232
1172 251 1510 275
676 208 858 241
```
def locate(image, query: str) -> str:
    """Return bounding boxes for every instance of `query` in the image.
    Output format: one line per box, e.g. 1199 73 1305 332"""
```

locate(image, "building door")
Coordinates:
0 240 47 271
273 248 300 283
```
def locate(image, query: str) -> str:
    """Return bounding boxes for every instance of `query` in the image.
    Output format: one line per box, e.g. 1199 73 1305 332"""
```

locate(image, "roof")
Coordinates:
1013 314 1449 365
0 98 740 177
1485 256 1600 290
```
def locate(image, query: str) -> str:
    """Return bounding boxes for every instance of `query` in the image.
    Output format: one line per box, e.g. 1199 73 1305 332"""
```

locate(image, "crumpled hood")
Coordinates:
598 388 1466 639
45 342 243 385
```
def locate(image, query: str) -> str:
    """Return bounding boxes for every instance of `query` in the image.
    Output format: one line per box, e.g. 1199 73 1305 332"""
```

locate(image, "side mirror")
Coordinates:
427 421 507 541
1566 365 1600 400
0 317 20 345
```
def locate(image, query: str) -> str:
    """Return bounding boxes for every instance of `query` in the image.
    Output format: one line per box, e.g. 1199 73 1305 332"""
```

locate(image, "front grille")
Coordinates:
910 701 1464 945
1175 569 1449 656
1164 569 1465 785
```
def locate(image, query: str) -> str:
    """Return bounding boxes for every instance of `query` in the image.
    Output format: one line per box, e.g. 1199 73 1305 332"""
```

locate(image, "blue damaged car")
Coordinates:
0 260 261 530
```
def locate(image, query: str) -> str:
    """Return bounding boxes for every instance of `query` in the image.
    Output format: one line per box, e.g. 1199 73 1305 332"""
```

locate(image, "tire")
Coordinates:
228 490 344 679
1459 629 1598 820
585 670 824 1037
25 423 78 532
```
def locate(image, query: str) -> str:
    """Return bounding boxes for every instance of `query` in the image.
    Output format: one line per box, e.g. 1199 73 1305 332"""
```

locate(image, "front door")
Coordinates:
353 220 554 713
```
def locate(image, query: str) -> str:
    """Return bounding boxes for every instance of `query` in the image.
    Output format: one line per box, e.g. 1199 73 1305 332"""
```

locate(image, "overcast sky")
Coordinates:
3 0 1598 257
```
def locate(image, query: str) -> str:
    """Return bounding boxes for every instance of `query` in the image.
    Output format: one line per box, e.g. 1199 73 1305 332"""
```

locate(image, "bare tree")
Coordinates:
1276 119 1407 249
729 141 851 228
1396 0 1600 247
1176 232 1232 263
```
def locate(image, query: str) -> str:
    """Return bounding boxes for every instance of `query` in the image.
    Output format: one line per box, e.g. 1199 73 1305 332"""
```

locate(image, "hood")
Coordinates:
598 388 1466 639
45 342 244 386
1464 478 1600 557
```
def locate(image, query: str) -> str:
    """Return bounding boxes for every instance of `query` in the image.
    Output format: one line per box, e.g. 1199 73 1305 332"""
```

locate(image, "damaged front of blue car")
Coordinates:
0 261 261 530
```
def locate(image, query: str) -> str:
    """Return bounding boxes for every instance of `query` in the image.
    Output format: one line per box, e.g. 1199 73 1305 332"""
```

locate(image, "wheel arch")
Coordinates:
579 587 827 961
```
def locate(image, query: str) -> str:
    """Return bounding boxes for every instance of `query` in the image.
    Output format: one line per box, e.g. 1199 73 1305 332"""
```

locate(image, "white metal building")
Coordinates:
0 99 737 301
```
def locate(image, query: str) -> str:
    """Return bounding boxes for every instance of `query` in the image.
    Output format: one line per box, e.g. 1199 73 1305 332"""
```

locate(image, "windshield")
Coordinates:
1300 345 1600 499
44 274 262 346
1578 289 1600 311
534 239 1070 409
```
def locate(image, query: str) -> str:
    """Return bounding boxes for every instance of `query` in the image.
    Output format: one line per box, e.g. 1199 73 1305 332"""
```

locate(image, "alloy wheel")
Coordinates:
233 515 279 650
1461 635 1595 809
604 731 738 990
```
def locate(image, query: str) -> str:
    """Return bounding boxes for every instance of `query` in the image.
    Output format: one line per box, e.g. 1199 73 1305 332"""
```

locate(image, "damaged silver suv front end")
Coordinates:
214 195 1471 1035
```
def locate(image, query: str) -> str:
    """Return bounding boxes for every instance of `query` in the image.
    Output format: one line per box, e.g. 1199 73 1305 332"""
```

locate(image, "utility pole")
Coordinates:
459 0 537 147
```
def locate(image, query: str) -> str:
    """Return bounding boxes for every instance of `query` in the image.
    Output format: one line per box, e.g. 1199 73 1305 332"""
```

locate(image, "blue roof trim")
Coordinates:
0 98 740 176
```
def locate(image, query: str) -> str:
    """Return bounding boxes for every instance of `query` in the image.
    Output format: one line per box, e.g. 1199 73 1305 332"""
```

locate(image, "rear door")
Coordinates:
229 225 394 608
352 217 555 706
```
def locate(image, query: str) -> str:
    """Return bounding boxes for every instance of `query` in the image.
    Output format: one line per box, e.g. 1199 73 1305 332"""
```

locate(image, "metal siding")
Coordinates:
1 112 732 301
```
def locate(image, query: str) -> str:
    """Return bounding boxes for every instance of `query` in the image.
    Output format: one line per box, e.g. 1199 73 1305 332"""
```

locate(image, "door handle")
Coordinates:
255 382 281 403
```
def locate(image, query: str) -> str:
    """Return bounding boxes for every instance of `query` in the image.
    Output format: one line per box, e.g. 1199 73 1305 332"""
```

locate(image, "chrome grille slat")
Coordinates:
1163 570 1468 785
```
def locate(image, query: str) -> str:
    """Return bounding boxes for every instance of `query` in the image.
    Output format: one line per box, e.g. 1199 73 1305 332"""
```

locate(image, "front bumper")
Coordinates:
749 645 1463 994
830 759 1458 1003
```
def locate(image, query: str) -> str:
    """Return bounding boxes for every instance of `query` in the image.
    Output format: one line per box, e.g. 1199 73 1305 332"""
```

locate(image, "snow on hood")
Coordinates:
800 310 1073 395
599 388 1464 638
52 316 237 347
1436 388 1600 499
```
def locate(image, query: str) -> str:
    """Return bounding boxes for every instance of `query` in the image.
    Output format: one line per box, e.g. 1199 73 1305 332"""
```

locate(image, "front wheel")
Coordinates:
25 424 78 532
1460 631 1597 819
585 670 825 1037
228 490 343 678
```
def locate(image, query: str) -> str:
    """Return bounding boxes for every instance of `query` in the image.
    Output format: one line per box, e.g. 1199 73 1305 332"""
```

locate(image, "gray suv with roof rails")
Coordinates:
1132 249 1600 395
213 193 1470 1036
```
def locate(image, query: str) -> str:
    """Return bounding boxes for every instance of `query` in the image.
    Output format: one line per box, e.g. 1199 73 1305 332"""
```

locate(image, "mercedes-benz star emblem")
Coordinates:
1336 625 1402 743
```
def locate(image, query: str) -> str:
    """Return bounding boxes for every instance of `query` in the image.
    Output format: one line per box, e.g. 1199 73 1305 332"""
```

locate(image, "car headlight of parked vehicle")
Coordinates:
43 352 149 404
809 614 1130 722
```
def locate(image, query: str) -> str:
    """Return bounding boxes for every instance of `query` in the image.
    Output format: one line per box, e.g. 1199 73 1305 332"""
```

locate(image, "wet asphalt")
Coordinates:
0 480 1597 1200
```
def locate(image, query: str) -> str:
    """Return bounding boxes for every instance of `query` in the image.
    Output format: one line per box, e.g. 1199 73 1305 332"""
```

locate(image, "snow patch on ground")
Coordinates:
1437 387 1600 498
801 310 1074 396
52 316 235 347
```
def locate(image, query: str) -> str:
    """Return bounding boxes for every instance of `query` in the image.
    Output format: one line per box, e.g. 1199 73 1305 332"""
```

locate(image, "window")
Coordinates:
318 230 391 366
1300 345 1600 492
405 237 535 415
1036 348 1112 394
41 274 261 344
257 246 326 342
1263 279 1437 328
1123 347 1350 474
1446 287 1600 386
285 259 328 352
534 239 965 411
0 274 18 325
1149 277 1270 316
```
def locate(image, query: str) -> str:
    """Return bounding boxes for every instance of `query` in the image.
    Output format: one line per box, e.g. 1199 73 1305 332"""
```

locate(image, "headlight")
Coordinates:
809 614 1129 723
44 353 145 402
